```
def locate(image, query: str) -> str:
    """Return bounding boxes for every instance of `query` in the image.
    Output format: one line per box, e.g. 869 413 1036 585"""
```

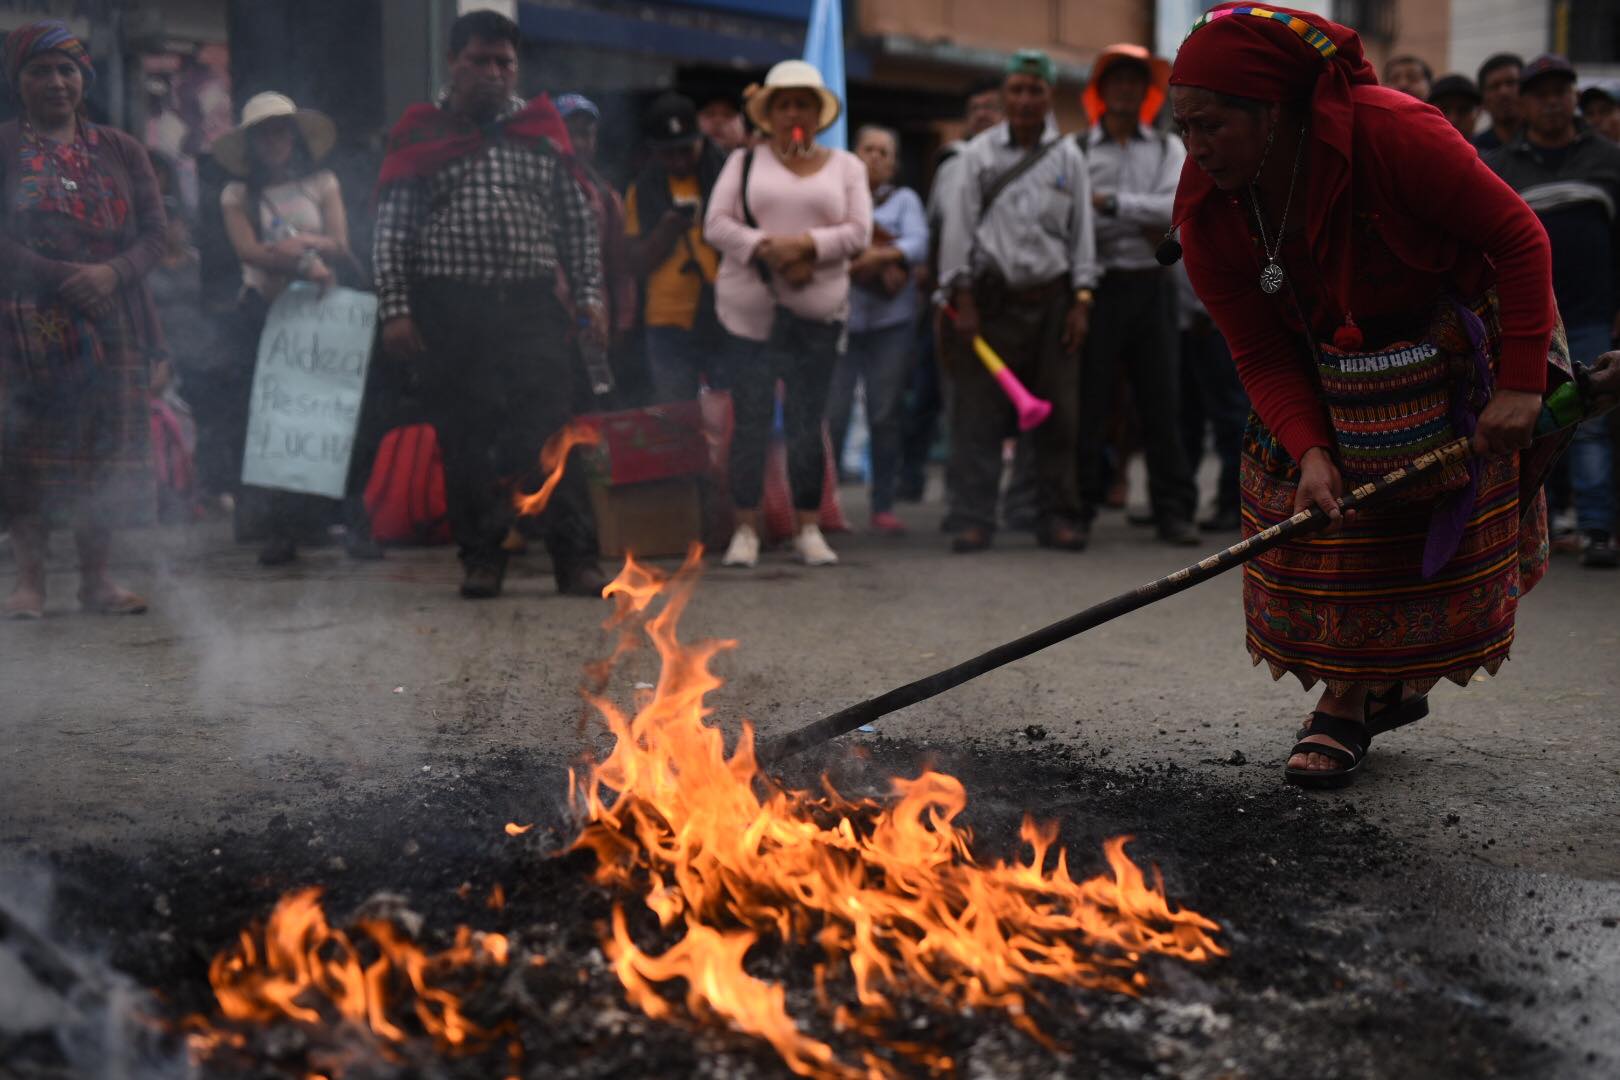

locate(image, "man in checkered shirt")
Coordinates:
374 9 607 600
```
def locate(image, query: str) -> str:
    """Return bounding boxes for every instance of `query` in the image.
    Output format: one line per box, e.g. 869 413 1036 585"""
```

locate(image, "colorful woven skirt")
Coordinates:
1239 419 1552 697
0 297 153 528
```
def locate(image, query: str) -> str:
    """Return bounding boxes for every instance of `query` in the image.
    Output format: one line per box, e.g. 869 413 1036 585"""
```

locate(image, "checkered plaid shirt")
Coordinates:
373 95 603 322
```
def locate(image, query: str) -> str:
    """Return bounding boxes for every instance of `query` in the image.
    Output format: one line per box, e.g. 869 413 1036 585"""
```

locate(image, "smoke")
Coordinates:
133 505 453 781
0 861 181 1079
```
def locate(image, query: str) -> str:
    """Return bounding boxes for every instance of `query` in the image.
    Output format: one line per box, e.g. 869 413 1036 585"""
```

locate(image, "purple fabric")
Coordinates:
1422 299 1495 578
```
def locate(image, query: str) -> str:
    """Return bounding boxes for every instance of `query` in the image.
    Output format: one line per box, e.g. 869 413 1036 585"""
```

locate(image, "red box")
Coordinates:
575 401 709 486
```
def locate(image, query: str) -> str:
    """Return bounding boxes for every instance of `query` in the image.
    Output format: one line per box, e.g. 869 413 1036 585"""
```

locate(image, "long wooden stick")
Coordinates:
756 436 1477 765
759 352 1620 766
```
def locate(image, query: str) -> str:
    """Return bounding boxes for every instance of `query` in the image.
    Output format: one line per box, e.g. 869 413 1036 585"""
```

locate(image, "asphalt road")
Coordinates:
3 487 1616 875
1 480 1617 1076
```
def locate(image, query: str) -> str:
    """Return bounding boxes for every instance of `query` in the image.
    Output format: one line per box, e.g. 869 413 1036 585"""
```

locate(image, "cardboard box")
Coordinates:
590 477 703 559
574 402 710 559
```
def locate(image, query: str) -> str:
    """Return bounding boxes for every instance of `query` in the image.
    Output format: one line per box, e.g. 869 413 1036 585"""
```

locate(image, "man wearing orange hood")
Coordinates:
1077 45 1199 545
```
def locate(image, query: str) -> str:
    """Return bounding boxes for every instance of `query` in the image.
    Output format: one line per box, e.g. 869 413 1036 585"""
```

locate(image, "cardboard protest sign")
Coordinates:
241 284 377 498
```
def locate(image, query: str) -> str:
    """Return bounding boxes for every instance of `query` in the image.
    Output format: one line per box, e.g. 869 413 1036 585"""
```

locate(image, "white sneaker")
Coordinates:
794 524 839 566
721 524 760 568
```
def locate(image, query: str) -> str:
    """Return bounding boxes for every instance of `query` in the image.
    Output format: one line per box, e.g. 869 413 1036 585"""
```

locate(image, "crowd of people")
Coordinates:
3 6 1618 629
1389 49 1620 571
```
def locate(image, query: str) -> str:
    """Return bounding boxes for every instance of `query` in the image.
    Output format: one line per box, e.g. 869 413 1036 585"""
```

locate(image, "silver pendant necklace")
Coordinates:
1247 126 1306 296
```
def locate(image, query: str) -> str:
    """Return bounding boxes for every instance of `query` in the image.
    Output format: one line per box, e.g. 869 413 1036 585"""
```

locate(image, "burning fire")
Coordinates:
573 550 1225 1076
183 887 508 1067
513 421 602 518
181 548 1224 1076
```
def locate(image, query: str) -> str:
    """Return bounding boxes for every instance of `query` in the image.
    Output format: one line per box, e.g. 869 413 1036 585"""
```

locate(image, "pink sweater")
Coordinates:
704 147 873 342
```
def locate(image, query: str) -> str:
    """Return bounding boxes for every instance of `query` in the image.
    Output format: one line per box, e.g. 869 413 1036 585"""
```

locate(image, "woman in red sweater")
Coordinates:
1170 4 1568 787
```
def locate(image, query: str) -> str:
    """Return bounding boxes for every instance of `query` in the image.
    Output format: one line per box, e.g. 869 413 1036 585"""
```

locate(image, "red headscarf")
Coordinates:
1169 4 1378 321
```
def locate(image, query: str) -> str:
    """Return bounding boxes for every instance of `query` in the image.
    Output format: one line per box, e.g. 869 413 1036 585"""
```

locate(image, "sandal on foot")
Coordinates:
4 593 44 620
1284 712 1372 790
78 588 148 615
1363 684 1428 737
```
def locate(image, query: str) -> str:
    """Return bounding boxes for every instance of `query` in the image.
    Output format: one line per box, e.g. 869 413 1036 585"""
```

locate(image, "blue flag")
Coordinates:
803 0 846 151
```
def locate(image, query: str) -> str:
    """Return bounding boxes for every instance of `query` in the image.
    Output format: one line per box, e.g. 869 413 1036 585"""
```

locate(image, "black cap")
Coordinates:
1521 54 1577 91
1428 74 1481 106
644 92 701 146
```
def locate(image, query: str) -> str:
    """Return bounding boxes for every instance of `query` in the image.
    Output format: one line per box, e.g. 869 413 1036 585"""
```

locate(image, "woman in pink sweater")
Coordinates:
704 61 872 568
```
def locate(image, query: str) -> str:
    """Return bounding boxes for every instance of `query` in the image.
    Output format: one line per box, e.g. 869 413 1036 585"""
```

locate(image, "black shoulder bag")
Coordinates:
978 136 1062 224
740 148 846 361
969 136 1062 307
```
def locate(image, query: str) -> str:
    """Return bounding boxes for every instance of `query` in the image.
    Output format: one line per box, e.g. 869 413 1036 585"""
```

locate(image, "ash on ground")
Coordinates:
17 740 1611 1080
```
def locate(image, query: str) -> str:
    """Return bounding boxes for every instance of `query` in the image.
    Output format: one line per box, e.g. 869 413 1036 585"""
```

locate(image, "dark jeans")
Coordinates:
898 312 944 501
725 325 840 512
1565 321 1616 533
826 321 914 514
645 324 709 403
1077 269 1197 525
1178 319 1249 517
412 279 598 575
946 282 1081 532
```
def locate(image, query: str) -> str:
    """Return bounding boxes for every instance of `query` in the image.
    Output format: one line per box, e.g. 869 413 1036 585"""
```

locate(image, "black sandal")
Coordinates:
1363 684 1428 737
1284 712 1372 789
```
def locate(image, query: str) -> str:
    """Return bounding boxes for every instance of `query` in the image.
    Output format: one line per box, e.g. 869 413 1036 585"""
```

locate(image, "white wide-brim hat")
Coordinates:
212 92 337 178
745 60 842 135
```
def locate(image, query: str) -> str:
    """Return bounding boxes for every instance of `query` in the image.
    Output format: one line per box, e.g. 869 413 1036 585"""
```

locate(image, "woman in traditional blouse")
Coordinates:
1171 4 1564 787
0 21 168 618
705 60 873 569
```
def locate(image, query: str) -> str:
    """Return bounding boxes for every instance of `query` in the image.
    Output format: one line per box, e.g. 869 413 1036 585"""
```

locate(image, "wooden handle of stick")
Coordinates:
756 436 1475 766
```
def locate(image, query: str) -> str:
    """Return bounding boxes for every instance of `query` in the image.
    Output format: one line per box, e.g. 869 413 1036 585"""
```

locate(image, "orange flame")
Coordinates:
570 551 1226 1076
183 551 1224 1076
503 822 532 836
184 887 507 1065
513 421 602 518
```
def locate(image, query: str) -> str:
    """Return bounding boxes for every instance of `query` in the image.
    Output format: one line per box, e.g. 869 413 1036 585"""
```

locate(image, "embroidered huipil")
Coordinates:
1182 91 1553 462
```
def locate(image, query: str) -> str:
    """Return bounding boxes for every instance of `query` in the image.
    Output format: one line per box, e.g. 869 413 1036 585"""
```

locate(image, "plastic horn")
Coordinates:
943 306 1053 431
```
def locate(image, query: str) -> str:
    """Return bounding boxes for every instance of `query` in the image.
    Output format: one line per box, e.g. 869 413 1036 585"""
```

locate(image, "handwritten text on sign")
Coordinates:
241 284 377 498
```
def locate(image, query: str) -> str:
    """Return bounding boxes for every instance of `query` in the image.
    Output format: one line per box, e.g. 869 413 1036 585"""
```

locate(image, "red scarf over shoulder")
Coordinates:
376 93 575 188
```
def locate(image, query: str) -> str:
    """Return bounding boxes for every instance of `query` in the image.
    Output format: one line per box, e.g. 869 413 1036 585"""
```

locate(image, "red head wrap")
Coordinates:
1169 4 1378 319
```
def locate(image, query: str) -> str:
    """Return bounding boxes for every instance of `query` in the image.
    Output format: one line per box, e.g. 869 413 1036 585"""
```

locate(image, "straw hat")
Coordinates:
1082 44 1171 127
212 92 337 178
744 60 842 135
